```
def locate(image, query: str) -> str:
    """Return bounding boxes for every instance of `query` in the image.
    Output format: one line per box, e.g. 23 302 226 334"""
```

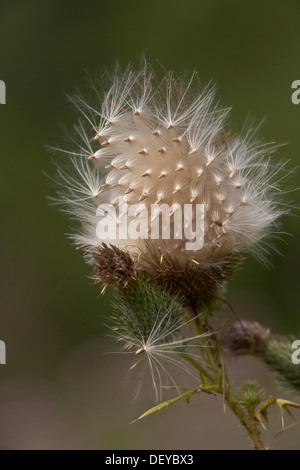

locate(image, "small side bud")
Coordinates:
260 337 300 393
223 320 270 356
236 380 265 409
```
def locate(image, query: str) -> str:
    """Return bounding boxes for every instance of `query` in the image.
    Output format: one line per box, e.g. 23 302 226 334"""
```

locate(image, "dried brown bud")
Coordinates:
91 243 137 293
91 241 242 309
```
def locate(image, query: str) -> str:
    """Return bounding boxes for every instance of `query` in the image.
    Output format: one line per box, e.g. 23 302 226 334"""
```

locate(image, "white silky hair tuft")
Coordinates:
53 60 291 269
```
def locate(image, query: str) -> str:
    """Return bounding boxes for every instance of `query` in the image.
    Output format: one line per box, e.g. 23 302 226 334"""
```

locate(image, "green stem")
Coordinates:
227 397 266 450
193 312 266 450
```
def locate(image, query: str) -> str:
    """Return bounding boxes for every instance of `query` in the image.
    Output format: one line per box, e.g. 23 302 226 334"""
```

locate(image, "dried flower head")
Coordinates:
53 60 289 305
91 243 137 293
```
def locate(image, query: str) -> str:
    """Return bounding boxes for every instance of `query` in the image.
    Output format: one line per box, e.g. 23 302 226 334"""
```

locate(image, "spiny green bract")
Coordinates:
110 280 190 351
236 380 265 408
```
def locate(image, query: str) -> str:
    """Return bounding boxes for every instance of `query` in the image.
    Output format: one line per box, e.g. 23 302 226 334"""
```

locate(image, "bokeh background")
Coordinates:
0 0 299 449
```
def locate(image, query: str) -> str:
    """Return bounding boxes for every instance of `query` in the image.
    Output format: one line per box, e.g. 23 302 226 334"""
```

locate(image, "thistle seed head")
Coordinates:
53 60 290 303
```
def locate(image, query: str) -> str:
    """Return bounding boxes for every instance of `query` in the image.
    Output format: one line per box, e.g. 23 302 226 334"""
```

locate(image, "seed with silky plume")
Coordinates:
109 280 210 401
52 60 290 308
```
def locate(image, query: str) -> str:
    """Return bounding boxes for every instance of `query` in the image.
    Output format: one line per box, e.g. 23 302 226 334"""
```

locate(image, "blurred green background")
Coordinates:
0 0 299 449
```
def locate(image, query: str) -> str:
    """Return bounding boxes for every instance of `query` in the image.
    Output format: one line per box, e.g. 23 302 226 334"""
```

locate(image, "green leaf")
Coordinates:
273 420 300 439
161 386 193 391
130 388 197 423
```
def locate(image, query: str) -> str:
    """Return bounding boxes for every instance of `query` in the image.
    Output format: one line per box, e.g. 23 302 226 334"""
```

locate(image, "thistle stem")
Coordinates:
227 399 266 450
193 312 266 450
